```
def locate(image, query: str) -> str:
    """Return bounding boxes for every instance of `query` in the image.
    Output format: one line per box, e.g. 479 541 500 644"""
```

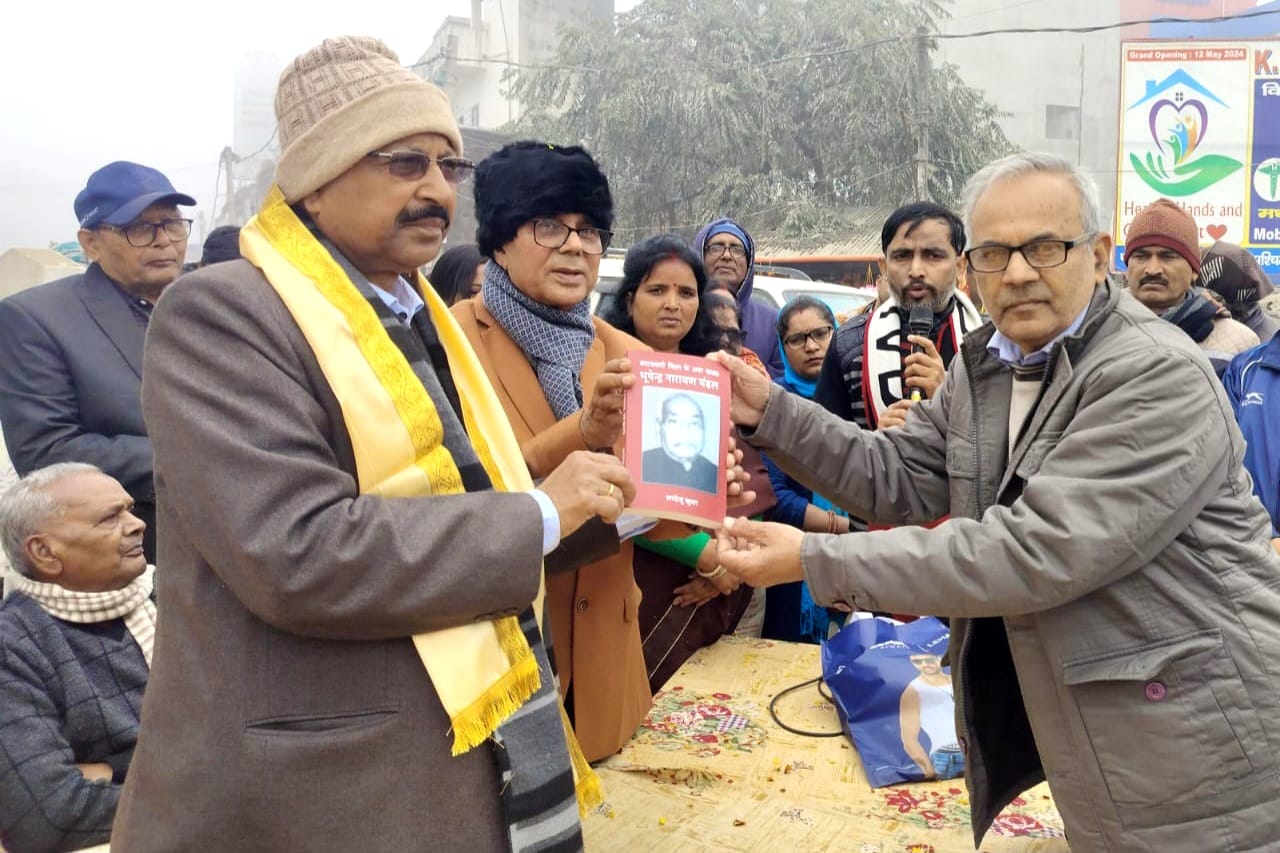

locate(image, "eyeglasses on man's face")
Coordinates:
530 218 613 255
101 218 193 248
704 242 747 260
782 324 834 349
367 150 476 184
964 234 1094 273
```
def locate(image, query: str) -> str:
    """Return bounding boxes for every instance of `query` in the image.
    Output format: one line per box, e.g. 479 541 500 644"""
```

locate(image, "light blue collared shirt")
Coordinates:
371 276 560 554
369 275 426 322
987 303 1090 368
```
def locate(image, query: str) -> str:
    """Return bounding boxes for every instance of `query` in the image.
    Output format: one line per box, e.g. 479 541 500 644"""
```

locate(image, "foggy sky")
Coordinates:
0 0 635 252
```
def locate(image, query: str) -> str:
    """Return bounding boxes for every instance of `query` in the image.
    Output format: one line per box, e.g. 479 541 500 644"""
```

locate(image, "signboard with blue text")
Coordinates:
1116 41 1280 282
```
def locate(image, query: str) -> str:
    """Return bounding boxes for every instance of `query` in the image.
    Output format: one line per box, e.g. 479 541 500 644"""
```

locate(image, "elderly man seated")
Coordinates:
0 462 152 853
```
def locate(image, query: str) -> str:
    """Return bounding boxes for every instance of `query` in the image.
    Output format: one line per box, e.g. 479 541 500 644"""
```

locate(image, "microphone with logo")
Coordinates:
906 304 934 403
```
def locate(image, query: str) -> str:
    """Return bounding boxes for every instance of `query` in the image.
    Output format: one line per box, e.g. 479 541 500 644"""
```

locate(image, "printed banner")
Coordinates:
1116 40 1280 281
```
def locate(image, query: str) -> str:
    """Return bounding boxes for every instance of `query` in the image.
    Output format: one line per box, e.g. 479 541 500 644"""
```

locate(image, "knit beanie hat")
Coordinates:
1123 198 1201 274
274 36 463 203
1199 240 1274 310
473 141 613 258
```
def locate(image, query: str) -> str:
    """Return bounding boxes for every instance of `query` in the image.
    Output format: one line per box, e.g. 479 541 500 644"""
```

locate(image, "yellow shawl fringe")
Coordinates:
241 186 600 812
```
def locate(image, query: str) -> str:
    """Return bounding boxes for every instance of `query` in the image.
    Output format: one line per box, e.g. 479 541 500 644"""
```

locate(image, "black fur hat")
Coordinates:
473 140 613 258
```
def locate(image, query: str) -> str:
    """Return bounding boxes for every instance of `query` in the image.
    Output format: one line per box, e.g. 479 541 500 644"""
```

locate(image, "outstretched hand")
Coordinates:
708 351 772 428
714 516 806 588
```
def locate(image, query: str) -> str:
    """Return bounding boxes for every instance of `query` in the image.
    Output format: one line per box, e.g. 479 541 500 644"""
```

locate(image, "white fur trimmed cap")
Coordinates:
273 36 463 202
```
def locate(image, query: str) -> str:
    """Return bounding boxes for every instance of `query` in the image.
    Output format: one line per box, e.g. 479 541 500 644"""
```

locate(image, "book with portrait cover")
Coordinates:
622 350 730 528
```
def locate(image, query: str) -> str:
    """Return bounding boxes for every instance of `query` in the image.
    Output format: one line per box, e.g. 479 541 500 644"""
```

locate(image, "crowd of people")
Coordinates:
1 32 1279 853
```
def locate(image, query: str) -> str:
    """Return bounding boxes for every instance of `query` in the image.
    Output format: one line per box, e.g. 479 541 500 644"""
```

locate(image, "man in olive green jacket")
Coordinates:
714 153 1280 853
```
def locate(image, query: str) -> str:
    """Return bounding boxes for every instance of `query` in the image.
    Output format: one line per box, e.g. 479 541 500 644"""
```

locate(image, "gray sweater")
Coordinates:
0 592 147 853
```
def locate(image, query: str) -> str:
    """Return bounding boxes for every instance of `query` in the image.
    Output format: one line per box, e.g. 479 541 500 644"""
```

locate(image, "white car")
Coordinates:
749 273 876 320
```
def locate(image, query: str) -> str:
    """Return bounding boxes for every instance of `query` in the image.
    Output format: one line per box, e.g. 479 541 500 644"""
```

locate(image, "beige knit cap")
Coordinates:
274 36 463 202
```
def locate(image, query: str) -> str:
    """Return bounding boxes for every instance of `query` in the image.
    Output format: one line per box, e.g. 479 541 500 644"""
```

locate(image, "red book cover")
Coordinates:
622 350 729 528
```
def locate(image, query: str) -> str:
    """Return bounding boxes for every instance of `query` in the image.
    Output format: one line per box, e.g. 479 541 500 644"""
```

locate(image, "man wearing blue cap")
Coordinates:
0 161 195 562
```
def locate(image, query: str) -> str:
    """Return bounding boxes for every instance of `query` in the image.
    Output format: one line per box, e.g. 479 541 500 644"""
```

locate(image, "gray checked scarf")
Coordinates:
10 566 156 666
482 260 596 419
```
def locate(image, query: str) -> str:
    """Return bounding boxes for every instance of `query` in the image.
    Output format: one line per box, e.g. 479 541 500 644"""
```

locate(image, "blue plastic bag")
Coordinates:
820 615 963 787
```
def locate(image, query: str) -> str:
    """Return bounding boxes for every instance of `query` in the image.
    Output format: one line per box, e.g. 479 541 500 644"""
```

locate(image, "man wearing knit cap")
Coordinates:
1124 198 1257 375
113 36 636 853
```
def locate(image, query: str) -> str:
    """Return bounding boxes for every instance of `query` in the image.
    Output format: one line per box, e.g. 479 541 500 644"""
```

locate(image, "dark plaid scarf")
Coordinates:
324 243 584 853
1161 287 1224 344
481 260 595 419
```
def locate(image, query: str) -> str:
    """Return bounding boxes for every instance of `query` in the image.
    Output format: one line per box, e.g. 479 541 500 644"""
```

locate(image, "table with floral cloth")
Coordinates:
582 635 1069 853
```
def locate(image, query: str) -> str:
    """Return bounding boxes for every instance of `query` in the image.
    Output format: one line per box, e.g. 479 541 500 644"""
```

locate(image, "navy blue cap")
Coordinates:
74 161 196 229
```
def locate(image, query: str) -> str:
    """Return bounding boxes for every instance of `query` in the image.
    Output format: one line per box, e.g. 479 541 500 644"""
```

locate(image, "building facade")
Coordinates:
418 0 614 131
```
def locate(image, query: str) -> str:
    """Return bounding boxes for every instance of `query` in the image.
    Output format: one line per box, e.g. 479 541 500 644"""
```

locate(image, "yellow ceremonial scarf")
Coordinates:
240 186 599 809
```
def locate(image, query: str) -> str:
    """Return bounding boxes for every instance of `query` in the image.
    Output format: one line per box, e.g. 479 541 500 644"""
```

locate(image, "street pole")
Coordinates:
915 26 931 202
220 146 237 228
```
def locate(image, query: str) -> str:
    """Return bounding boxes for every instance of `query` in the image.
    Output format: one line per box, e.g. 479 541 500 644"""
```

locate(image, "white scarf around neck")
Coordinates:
10 565 157 666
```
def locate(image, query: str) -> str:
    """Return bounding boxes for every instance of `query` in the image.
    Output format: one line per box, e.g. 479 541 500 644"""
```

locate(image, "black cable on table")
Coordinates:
768 676 845 737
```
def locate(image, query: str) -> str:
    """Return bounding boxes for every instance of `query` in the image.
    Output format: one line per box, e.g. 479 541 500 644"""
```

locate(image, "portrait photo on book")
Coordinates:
640 387 721 495
623 351 730 527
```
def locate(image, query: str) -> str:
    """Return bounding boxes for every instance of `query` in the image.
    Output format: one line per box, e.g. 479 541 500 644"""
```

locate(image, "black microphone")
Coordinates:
906 305 934 403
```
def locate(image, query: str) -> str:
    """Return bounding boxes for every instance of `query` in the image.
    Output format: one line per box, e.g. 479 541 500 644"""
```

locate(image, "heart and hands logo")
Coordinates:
1129 72 1242 196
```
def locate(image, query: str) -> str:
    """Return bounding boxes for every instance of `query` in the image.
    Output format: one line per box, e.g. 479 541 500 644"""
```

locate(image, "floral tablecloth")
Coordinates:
582 636 1069 852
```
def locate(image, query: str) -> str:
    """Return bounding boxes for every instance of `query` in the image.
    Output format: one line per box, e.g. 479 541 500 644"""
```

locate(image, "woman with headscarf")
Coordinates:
693 217 784 377
452 143 678 760
762 296 850 643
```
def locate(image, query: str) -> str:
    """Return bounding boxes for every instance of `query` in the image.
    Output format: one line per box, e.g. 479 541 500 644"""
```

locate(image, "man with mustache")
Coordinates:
695 218 785 377
113 37 637 853
644 392 719 493
1124 198 1257 376
814 202 983 436
0 463 153 853
712 152 1280 852
0 162 196 563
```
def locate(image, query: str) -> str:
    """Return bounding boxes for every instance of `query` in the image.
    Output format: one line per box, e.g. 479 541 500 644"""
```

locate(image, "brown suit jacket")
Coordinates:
112 261 545 853
454 298 654 761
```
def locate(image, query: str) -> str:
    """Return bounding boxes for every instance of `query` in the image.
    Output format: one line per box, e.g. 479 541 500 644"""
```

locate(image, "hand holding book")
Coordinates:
539 450 635 539
579 357 634 450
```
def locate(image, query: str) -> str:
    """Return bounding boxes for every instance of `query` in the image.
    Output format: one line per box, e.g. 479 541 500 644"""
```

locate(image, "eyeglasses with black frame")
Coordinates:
704 242 747 260
530 218 612 255
782 324 834 349
102 218 193 248
367 150 476 184
964 234 1095 273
